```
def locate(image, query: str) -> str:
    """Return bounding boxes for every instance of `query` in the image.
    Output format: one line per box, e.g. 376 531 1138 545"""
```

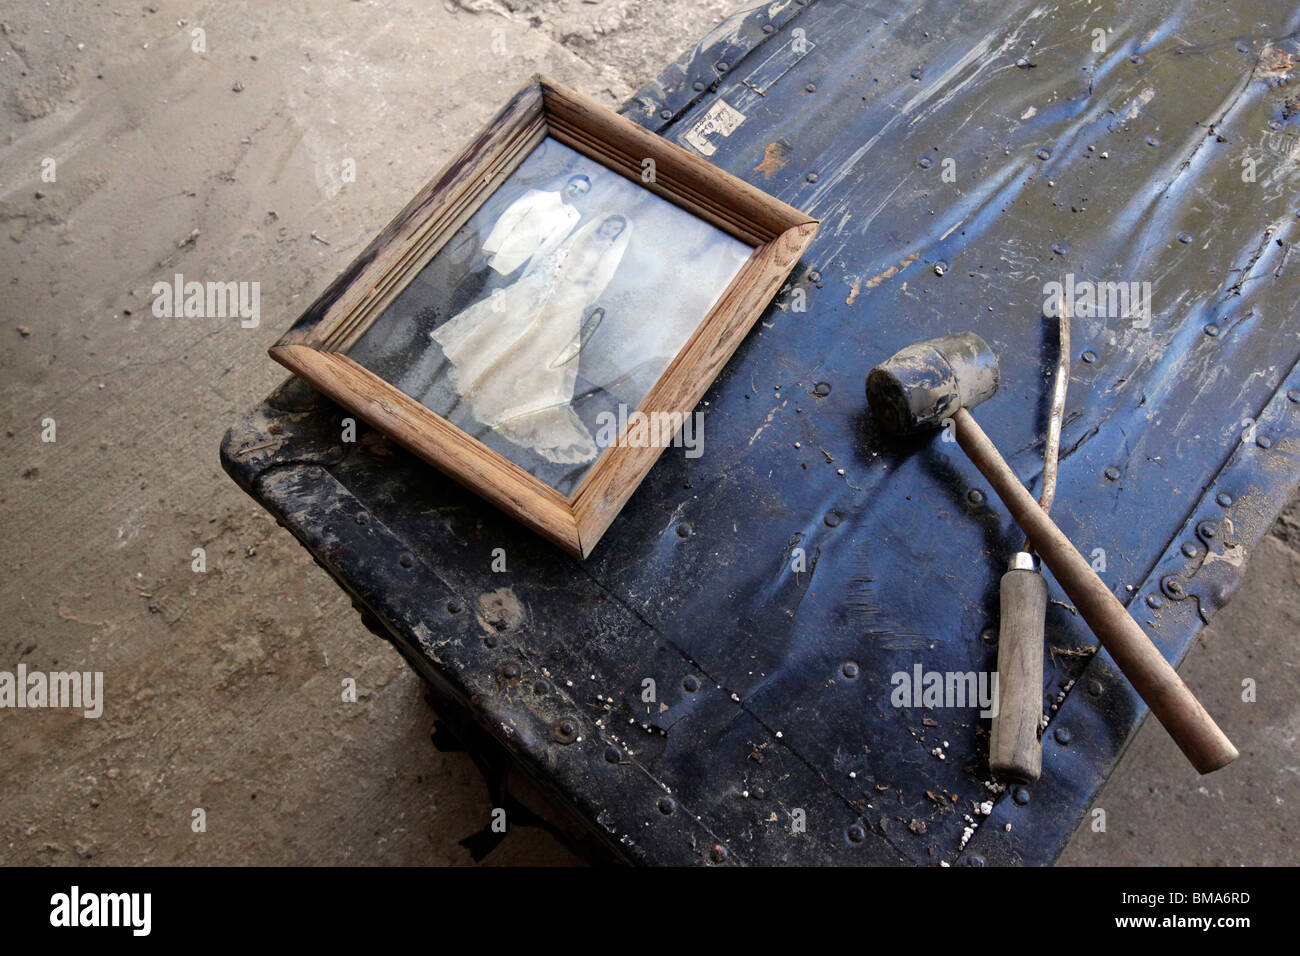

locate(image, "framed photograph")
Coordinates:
270 75 817 558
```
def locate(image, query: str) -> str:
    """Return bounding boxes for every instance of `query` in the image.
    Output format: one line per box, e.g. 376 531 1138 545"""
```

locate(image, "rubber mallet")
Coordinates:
865 333 1238 775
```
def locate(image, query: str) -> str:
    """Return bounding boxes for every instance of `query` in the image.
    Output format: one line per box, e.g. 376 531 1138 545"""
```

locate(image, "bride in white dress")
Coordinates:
430 214 632 465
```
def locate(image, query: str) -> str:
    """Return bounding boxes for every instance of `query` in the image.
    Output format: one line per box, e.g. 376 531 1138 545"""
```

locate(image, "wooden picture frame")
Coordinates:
270 75 818 558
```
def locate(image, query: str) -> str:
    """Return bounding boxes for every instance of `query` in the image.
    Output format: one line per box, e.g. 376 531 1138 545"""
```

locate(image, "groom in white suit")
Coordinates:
393 173 591 401
449 173 590 312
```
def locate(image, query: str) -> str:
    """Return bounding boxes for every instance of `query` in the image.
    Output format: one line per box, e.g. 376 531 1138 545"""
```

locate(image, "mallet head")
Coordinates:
866 332 1000 435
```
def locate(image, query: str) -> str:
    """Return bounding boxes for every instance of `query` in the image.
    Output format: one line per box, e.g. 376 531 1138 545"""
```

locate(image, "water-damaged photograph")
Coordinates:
348 137 752 494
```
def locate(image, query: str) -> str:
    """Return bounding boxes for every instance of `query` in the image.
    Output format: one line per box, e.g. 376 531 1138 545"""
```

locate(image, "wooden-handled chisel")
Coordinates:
988 298 1070 783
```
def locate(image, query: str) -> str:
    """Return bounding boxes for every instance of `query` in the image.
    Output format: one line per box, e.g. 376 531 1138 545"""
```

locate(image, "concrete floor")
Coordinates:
0 1 1294 866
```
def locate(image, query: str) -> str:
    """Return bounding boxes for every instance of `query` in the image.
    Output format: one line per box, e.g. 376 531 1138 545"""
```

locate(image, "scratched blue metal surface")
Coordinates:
223 0 1300 864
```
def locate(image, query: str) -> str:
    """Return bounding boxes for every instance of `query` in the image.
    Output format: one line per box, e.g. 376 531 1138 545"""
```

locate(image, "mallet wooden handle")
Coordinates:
990 561 1046 782
953 407 1238 774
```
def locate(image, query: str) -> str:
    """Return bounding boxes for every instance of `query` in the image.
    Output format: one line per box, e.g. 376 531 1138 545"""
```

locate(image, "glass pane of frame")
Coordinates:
345 136 753 496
